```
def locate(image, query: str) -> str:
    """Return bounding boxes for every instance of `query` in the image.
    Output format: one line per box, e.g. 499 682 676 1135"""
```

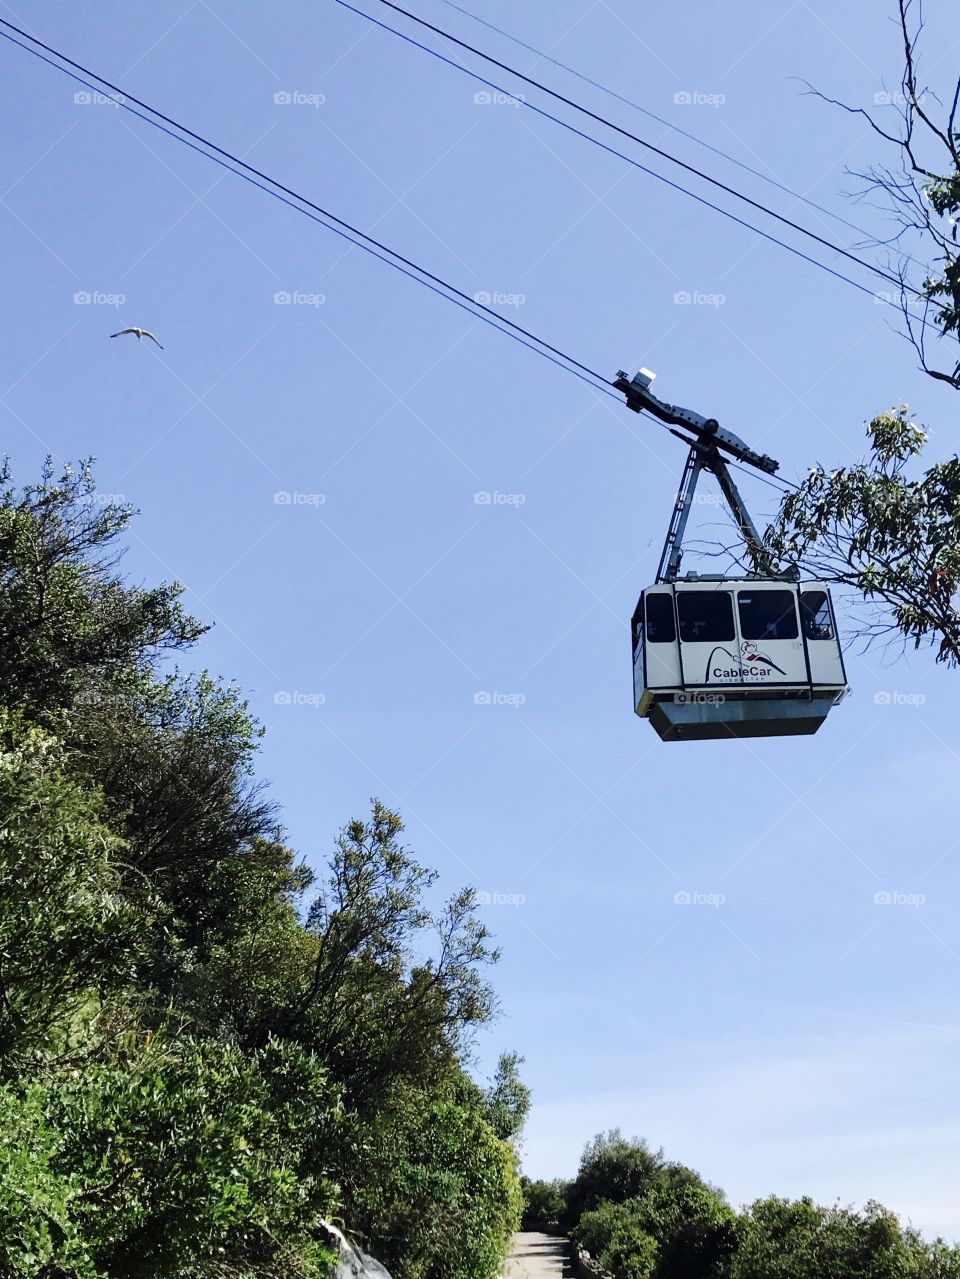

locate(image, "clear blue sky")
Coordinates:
4 0 960 1240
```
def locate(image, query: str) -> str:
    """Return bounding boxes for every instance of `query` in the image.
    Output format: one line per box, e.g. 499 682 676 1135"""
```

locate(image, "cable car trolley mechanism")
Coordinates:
615 367 848 742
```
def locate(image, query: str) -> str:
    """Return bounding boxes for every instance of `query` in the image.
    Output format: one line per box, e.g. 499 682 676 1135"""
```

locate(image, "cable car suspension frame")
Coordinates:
613 367 795 583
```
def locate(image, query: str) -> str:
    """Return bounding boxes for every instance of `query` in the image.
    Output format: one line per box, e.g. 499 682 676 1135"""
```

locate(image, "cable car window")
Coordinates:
738 590 798 640
800 590 835 640
677 591 734 643
644 593 676 643
631 600 644 656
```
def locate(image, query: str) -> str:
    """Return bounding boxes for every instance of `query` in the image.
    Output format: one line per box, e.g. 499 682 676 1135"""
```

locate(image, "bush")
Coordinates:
566 1132 664 1225
521 1178 569 1228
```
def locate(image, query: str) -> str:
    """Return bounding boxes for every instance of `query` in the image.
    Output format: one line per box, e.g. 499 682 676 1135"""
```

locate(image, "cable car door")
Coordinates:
674 586 739 688
733 586 807 686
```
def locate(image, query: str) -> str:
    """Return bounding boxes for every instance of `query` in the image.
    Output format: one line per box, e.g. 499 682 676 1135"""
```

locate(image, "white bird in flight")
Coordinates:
110 326 164 350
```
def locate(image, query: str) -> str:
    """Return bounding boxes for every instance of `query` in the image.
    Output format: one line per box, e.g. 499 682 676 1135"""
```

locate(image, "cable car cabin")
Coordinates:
632 578 848 741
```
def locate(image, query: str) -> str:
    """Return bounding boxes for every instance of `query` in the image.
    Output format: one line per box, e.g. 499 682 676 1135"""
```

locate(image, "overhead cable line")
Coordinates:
439 0 930 277
0 20 813 493
0 18 623 402
350 0 931 306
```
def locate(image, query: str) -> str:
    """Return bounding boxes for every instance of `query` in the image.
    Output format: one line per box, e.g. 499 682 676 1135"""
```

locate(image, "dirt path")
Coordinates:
503 1233 570 1279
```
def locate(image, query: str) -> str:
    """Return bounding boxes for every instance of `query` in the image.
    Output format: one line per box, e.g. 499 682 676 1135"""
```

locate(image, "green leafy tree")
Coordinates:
520 1178 569 1229
766 405 960 663
339 1076 522 1279
566 1132 665 1225
0 459 203 716
0 458 527 1279
0 709 147 1066
574 1182 734 1279
485 1051 531 1143
50 1035 341 1279
730 1196 960 1279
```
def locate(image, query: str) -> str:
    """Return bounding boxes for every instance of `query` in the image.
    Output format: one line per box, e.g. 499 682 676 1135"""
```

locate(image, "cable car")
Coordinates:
614 367 849 742
632 577 847 741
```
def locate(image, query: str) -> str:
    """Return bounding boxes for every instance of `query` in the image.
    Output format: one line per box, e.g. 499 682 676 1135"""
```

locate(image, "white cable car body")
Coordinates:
632 578 848 741
614 367 850 743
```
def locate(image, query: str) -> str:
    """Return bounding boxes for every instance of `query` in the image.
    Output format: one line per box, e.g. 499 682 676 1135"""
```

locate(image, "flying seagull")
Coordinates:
110 327 163 349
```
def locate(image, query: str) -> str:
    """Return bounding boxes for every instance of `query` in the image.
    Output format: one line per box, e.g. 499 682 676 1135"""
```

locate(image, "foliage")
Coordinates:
0 708 147 1068
485 1052 531 1143
766 405 960 663
50 1036 341 1279
0 458 203 715
730 1196 960 1279
565 1131 666 1224
0 458 525 1278
573 1180 735 1279
565 1130 960 1279
520 1178 569 1228
337 1078 522 1279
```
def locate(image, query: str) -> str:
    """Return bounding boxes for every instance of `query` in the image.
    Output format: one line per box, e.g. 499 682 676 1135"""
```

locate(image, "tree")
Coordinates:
805 0 960 391
337 1075 522 1279
0 709 147 1067
565 1132 665 1225
763 3 960 664
520 1178 569 1229
0 459 203 716
765 405 960 663
485 1051 531 1143
0 457 526 1279
730 1196 960 1279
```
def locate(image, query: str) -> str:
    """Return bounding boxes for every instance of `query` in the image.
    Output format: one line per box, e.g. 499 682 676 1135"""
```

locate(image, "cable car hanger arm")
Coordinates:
613 368 779 475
